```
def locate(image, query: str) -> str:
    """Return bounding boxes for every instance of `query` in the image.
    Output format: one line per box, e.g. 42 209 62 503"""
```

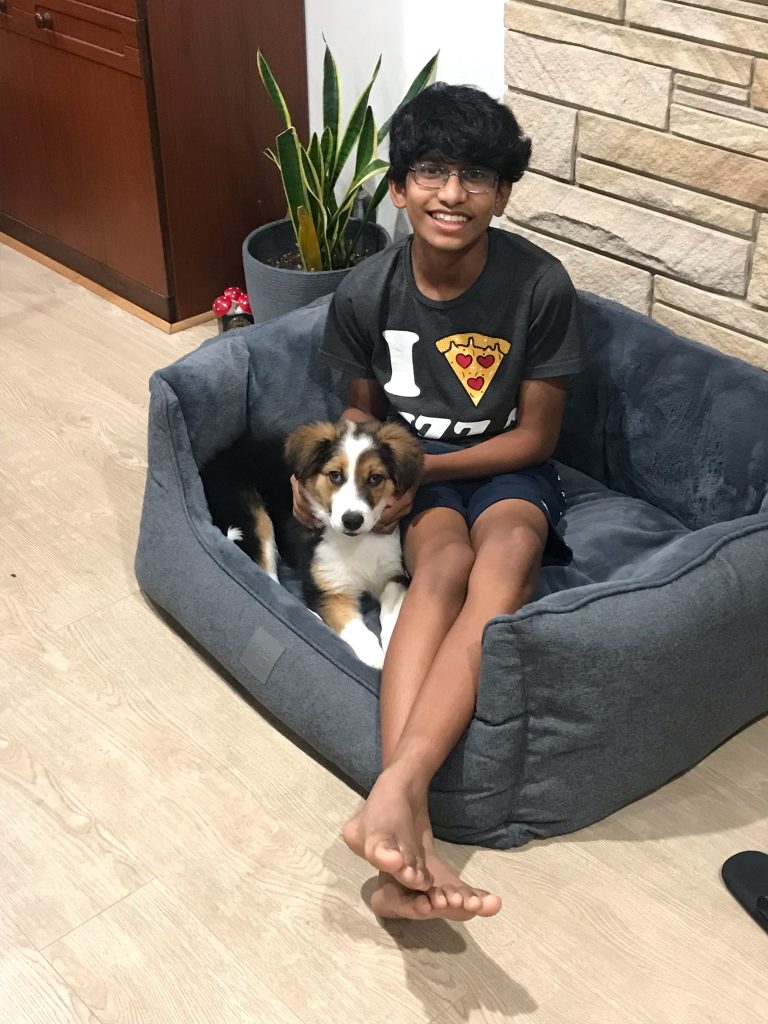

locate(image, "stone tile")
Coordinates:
653 304 768 370
628 0 768 55
673 89 768 125
504 32 670 129
501 220 652 312
748 216 768 309
754 60 768 113
509 173 751 294
670 105 768 161
579 113 768 209
672 0 768 19
576 158 755 237
520 0 624 17
674 74 749 104
506 91 577 181
655 277 768 339
504 0 752 85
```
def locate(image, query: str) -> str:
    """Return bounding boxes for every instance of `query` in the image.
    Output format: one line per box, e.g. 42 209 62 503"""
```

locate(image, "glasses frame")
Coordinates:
408 162 499 195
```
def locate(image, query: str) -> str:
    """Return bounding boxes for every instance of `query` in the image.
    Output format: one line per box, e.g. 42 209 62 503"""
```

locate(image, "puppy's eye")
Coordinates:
368 473 384 486
328 470 343 485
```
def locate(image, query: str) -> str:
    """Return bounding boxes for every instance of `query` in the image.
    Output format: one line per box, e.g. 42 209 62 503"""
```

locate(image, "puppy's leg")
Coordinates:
378 579 407 655
315 592 384 669
251 504 279 583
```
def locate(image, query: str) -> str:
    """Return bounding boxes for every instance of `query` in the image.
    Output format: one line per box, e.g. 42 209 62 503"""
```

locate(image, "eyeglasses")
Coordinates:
409 161 499 194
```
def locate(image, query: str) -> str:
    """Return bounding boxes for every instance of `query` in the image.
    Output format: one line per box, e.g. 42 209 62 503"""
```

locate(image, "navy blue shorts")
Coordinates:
402 440 572 566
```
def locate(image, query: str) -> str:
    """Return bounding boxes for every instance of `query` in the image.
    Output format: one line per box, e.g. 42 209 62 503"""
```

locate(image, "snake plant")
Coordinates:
258 45 438 271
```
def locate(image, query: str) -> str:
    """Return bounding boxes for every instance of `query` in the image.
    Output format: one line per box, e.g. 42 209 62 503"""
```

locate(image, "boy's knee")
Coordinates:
412 540 475 596
480 523 544 590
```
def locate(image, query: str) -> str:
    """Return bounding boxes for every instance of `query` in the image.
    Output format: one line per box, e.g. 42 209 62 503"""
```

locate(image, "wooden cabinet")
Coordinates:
0 0 308 323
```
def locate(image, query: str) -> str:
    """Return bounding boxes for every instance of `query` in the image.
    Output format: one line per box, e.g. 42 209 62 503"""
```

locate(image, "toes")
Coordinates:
428 886 448 910
397 860 433 892
366 837 405 874
477 892 503 917
412 893 433 917
446 888 466 909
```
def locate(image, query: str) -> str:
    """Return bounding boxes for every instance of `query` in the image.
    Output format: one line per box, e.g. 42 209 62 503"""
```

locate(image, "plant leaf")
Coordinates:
297 206 323 272
322 41 340 172
307 132 324 183
378 50 439 144
276 128 314 266
354 106 376 178
340 158 389 207
345 173 390 258
331 54 381 189
257 50 292 130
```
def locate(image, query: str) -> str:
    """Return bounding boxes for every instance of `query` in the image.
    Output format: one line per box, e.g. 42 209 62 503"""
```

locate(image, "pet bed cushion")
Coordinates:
135 292 768 848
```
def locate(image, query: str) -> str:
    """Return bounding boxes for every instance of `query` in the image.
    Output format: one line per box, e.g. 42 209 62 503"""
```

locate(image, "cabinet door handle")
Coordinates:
34 10 54 29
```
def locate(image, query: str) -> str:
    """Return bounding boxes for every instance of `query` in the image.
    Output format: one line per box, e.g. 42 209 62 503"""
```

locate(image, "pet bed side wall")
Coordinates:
558 294 768 531
476 519 768 848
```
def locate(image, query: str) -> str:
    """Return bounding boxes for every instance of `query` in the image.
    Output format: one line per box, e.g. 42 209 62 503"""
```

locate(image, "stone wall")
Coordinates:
503 0 768 369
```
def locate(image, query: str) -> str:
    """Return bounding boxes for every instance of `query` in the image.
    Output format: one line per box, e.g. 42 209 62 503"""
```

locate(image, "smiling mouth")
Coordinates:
429 211 470 224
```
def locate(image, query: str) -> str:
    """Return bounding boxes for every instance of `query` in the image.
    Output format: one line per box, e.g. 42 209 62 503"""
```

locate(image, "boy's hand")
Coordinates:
375 453 431 532
290 474 318 528
375 481 421 533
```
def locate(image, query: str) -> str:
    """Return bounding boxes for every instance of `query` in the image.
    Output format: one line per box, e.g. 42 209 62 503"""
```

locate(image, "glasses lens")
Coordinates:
461 168 497 193
413 162 446 187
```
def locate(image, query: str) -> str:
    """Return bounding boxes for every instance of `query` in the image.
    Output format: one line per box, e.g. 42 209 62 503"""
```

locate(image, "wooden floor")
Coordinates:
1 241 766 1023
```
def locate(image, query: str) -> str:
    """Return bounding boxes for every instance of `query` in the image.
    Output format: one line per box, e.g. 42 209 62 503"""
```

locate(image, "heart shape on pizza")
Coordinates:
434 332 512 406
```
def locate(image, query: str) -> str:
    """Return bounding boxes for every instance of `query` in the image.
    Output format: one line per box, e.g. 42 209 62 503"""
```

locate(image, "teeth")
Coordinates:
432 212 468 223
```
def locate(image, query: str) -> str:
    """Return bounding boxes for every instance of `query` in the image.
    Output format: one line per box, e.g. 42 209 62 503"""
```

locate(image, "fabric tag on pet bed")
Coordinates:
240 626 286 683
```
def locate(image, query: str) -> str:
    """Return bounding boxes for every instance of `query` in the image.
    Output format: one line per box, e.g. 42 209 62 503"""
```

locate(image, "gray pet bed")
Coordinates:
135 292 768 848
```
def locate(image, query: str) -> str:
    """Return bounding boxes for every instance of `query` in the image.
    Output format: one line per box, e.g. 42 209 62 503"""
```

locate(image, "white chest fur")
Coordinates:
313 529 404 598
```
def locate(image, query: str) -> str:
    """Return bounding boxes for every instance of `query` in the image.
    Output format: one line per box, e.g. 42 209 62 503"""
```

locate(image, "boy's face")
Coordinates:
388 154 513 257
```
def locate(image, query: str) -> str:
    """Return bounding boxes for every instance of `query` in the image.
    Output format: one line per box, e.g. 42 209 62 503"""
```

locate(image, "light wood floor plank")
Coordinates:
0 714 152 949
0 913 99 1024
43 880 305 1024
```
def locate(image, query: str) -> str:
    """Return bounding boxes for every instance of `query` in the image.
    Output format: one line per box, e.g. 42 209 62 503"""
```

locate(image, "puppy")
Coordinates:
201 420 423 668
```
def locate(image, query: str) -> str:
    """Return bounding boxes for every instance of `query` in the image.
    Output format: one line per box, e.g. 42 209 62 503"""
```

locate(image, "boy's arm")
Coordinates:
423 376 568 484
341 378 389 423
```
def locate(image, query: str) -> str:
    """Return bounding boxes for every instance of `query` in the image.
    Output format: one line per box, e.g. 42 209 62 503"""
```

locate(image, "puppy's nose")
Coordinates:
341 511 365 532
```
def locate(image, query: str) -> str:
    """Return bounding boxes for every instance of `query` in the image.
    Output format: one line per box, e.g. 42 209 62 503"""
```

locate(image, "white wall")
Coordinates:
303 0 505 238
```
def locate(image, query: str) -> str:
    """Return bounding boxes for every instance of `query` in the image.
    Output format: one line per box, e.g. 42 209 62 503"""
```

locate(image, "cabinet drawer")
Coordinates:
8 0 141 76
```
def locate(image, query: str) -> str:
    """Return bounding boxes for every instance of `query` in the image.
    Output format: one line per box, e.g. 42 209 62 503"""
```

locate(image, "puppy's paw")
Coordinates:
340 619 385 669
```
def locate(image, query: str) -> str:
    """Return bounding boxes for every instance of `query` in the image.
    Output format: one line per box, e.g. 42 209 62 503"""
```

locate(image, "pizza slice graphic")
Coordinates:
435 333 511 406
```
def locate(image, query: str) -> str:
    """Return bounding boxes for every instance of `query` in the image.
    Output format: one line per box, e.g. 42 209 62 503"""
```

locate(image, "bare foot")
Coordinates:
371 849 502 921
342 769 432 891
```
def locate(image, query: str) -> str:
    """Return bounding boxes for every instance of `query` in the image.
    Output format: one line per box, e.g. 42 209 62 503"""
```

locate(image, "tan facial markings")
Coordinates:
356 451 395 505
303 452 349 511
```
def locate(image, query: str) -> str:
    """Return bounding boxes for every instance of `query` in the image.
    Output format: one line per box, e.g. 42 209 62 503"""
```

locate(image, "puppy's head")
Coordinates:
284 419 423 535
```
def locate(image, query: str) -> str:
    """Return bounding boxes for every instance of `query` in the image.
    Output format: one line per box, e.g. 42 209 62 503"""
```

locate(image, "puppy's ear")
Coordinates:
376 423 424 494
284 422 339 481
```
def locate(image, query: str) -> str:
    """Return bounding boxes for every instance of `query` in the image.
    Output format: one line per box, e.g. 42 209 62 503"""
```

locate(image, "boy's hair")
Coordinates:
387 82 532 186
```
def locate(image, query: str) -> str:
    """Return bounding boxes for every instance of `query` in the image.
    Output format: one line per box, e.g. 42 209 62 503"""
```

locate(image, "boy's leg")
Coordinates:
343 499 548 915
347 507 474 891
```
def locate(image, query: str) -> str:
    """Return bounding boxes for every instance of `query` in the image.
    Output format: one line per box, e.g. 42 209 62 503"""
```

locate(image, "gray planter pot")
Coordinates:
242 218 390 325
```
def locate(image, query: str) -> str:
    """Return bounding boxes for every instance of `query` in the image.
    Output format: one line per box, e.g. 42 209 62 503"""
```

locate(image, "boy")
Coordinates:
294 83 585 920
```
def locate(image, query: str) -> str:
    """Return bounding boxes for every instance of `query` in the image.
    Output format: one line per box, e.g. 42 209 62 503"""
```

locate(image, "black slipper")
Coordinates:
721 851 768 935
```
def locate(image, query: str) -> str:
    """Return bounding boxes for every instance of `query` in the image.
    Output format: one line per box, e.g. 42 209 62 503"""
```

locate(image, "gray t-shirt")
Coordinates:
319 227 585 445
